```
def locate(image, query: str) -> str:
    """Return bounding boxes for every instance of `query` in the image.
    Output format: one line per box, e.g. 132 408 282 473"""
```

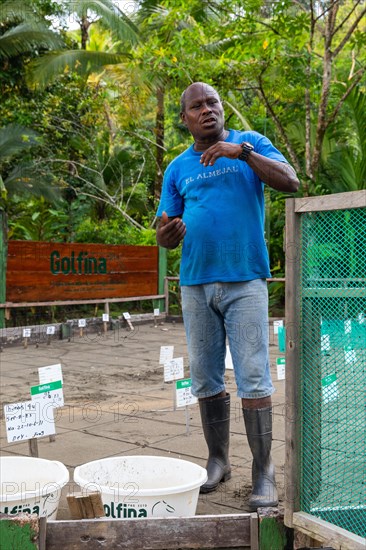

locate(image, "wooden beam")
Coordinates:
46 514 252 549
0 294 165 309
157 246 167 313
294 190 366 213
284 198 302 528
250 512 259 550
292 511 366 550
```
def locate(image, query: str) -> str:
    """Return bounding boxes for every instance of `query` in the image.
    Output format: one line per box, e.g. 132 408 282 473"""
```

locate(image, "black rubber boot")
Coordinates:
243 407 278 510
199 393 231 494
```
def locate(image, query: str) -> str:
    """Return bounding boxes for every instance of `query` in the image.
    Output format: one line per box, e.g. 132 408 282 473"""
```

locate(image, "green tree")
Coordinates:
208 0 366 193
26 0 139 89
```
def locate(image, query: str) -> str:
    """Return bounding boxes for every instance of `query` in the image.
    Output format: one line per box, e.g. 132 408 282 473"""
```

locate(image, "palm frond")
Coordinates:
70 0 139 44
0 0 37 23
26 49 129 89
224 100 252 131
0 23 65 58
0 125 40 161
4 164 62 202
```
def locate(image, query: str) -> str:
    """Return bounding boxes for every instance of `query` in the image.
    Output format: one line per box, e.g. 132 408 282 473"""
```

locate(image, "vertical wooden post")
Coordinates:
164 275 170 316
28 438 39 457
104 302 109 333
0 209 7 329
157 246 167 314
284 198 302 528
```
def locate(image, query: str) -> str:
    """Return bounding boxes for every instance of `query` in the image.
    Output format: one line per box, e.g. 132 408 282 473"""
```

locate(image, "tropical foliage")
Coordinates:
1 0 365 315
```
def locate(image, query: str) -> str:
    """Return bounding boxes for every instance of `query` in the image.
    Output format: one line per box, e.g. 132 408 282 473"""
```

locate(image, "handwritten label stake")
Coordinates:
4 400 56 444
185 406 190 435
23 328 31 349
123 312 134 331
153 308 160 327
176 379 198 435
103 311 109 334
78 318 86 337
46 325 55 345
28 438 39 457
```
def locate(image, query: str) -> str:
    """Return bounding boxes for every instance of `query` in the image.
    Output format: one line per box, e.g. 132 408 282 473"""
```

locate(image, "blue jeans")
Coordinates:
181 279 274 399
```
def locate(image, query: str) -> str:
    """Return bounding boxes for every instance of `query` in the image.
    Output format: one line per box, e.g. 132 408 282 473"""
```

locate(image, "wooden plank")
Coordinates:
67 493 105 520
6 272 158 302
46 514 252 549
294 190 366 213
0 294 165 309
38 517 47 550
250 513 259 550
293 528 323 549
292 511 366 550
284 198 302 528
6 241 158 303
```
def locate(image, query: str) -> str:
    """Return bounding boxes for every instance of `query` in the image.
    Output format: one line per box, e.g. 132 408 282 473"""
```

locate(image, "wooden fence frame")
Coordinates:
3 509 300 550
44 513 257 550
284 190 366 549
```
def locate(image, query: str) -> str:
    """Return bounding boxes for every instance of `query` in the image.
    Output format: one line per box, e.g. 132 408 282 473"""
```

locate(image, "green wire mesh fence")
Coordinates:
299 207 366 538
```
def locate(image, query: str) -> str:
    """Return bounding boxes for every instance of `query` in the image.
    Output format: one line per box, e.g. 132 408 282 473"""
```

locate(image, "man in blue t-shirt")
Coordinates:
156 82 299 510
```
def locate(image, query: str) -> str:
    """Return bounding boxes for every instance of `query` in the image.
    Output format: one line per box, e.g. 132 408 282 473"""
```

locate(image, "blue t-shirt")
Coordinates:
157 129 288 285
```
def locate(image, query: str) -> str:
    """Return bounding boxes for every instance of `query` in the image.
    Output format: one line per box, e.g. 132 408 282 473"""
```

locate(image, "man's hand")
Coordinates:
200 142 242 167
156 212 186 249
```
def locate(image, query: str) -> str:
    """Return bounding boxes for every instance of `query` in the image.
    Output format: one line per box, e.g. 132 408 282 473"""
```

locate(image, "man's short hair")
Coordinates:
180 82 220 114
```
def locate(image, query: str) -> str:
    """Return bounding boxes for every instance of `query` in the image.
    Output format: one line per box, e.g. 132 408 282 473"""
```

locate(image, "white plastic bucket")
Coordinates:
0 456 69 520
74 455 207 518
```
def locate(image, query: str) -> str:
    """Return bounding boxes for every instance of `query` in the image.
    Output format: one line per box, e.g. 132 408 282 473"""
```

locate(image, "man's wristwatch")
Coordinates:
238 141 254 162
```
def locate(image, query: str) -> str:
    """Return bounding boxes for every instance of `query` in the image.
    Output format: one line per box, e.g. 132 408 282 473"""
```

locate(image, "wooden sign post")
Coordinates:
0 210 7 330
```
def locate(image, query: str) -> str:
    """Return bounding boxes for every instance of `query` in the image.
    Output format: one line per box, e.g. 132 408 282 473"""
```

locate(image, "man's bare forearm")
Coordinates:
246 153 300 192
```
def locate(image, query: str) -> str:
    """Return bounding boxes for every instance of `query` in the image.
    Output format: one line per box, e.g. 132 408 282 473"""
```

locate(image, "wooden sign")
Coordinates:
6 241 158 302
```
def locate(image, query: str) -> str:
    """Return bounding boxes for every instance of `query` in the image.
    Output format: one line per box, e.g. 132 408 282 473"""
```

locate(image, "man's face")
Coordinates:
180 83 225 141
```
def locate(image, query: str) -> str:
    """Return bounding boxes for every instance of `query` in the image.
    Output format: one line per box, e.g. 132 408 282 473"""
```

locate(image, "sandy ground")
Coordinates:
0 318 286 520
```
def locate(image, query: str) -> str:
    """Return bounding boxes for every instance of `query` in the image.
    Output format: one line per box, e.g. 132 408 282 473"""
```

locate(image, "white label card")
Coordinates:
273 320 283 335
102 313 109 322
39 364 63 384
176 379 198 407
4 401 55 443
276 358 286 380
31 381 64 408
154 308 160 316
46 326 56 335
78 319 86 328
123 312 131 320
23 328 31 338
164 357 184 382
159 345 174 365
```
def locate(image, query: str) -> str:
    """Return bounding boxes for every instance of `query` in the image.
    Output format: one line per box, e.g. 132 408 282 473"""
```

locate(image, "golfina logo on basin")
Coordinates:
50 250 107 275
104 500 176 518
